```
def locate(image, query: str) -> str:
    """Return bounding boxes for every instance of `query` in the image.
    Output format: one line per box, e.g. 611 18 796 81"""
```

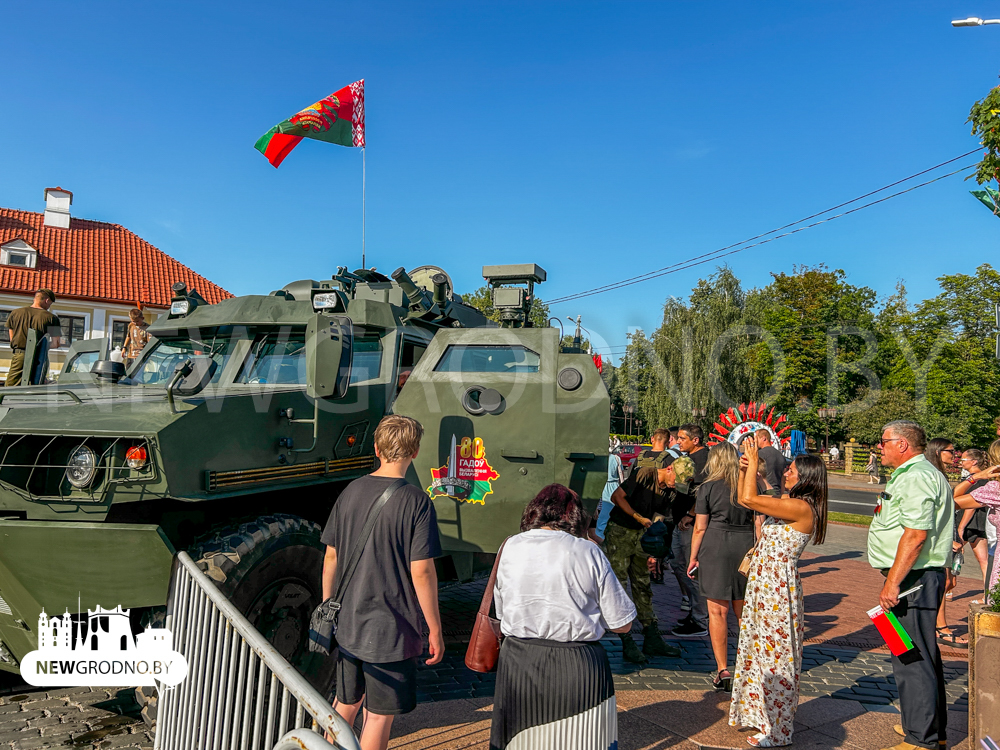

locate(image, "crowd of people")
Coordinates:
317 415 1000 750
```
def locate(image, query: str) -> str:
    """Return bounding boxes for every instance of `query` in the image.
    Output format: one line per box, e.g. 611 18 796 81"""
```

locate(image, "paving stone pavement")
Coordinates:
0 685 153 750
422 522 974 713
413 633 969 713
0 523 977 748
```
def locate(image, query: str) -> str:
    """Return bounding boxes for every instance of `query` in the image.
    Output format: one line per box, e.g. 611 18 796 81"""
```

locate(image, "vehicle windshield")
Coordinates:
128 335 237 386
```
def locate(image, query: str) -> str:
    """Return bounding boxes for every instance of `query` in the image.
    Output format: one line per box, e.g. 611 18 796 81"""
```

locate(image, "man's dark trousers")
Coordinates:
889 567 947 749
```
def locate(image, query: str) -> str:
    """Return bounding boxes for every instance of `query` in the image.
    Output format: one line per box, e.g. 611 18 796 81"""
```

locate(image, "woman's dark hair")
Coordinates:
520 483 588 538
789 454 828 545
925 437 954 476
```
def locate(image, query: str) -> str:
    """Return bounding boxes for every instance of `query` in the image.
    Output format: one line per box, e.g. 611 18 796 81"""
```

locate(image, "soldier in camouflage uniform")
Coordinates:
606 429 681 663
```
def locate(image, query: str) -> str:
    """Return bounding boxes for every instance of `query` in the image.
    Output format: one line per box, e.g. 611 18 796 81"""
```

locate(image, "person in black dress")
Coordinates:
687 441 754 691
957 449 991 597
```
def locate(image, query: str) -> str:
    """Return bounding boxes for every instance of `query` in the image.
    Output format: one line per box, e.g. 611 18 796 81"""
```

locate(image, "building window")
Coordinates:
112 321 128 350
58 316 86 348
0 310 9 344
0 240 38 269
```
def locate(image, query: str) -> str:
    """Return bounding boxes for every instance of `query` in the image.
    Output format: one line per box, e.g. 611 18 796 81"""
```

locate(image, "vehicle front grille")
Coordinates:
0 433 153 501
205 454 375 491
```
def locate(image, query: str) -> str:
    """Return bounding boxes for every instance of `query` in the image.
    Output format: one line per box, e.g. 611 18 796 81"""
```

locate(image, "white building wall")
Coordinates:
0 293 162 378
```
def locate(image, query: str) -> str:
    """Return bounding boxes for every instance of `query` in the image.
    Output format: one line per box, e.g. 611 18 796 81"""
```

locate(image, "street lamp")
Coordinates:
817 406 838 454
692 406 707 419
566 316 595 353
624 404 635 436
952 17 1000 26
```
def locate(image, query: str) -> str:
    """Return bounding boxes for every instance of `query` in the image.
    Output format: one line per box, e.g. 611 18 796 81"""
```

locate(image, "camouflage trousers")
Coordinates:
603 521 653 627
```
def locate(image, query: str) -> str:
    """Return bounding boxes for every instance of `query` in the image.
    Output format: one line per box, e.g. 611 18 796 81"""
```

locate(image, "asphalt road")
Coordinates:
828 486 880 516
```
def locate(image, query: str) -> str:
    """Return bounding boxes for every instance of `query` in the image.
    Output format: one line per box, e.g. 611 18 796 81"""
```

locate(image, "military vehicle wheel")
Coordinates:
191 514 335 696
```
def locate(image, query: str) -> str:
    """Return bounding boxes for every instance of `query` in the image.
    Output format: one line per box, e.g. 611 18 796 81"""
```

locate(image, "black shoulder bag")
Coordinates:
308 478 406 655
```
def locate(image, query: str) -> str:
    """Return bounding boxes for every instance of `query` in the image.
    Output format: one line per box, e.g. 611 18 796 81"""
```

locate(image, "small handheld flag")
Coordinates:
255 80 365 168
866 585 922 656
867 605 914 655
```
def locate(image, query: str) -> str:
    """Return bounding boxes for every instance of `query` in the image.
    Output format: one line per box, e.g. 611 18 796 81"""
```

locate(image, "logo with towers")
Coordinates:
20 603 187 687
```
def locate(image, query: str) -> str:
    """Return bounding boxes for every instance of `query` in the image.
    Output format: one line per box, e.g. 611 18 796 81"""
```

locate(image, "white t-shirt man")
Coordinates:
494 529 636 642
829 446 840 461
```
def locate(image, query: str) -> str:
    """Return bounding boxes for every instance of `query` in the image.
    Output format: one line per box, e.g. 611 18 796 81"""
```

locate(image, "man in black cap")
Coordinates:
5 289 61 386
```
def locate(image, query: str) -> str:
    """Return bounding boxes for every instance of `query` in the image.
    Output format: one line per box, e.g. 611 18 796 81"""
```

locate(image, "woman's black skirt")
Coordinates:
699 524 754 600
964 506 988 544
489 637 616 750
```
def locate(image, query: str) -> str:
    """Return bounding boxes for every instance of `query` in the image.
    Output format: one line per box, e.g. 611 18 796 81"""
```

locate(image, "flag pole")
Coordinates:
362 147 366 270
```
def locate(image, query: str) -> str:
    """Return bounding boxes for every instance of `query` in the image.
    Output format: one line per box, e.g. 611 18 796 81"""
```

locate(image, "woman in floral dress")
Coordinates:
729 442 829 748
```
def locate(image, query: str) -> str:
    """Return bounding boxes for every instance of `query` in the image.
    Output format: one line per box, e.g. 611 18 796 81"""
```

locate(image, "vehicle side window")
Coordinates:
64 351 99 375
350 336 383 384
237 333 306 385
401 340 426 368
434 345 540 373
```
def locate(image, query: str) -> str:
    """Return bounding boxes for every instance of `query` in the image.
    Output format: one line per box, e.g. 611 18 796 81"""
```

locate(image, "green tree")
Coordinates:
560 334 592 351
968 80 1000 193
883 264 1000 446
842 388 922 445
465 286 551 328
612 267 769 433
746 265 881 442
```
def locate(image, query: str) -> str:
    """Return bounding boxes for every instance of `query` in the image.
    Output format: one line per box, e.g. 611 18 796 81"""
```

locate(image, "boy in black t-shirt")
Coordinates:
320 415 443 750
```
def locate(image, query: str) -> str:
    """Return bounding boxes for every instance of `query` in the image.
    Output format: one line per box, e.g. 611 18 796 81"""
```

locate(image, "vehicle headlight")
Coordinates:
312 292 341 311
170 300 190 315
66 446 97 488
126 445 148 470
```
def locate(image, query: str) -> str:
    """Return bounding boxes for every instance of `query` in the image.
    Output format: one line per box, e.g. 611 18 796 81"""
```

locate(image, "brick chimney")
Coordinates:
43 187 73 229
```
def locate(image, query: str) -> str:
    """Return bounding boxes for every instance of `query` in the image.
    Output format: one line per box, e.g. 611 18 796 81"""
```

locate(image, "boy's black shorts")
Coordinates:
336 648 417 715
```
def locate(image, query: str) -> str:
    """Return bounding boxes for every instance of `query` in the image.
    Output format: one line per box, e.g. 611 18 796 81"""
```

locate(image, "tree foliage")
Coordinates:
612 268 766 430
615 263 1000 450
968 80 1000 189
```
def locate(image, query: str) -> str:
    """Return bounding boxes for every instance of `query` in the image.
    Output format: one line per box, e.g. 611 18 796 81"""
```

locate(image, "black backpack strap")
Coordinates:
333 478 406 605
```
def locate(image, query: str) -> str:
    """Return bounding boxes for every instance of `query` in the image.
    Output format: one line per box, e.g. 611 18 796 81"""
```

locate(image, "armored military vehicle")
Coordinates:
0 263 609 691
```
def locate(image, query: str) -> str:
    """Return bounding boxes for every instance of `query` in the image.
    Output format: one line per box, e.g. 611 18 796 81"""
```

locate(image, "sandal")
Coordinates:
936 627 969 648
748 734 790 747
712 669 733 692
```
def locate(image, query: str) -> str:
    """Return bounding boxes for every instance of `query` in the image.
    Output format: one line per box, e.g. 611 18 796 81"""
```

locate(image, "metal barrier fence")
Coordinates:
154 551 361 750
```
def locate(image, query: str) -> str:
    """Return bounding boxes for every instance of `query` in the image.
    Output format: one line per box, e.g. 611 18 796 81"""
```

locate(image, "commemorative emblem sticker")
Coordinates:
428 434 499 505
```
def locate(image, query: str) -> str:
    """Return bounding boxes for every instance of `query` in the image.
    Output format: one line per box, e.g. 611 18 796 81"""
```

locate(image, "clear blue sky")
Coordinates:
2 1 997 360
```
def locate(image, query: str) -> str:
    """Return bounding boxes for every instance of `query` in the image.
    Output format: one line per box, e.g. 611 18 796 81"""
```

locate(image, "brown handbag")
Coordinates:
464 538 508 673
738 542 757 577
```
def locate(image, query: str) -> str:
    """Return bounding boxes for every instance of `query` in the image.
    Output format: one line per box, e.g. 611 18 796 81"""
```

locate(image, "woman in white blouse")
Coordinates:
490 484 636 750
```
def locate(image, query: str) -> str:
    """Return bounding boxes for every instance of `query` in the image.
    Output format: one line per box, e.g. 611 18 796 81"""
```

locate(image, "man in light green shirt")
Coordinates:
866 420 951 750
868 457 954 572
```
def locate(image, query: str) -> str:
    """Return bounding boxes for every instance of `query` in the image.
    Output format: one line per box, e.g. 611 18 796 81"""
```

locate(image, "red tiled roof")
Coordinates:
0 208 232 309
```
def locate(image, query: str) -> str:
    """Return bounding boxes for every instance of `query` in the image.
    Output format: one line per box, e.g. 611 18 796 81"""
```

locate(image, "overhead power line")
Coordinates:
548 150 981 306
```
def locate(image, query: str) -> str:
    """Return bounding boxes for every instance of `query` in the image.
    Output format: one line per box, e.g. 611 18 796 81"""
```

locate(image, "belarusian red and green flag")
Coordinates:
255 80 365 167
866 604 915 656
